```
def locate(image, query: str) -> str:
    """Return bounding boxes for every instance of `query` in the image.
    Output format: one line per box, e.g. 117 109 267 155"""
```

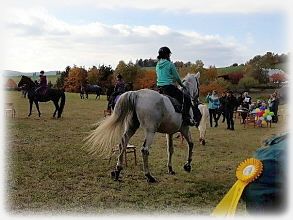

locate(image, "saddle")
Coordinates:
156 88 182 113
36 87 48 97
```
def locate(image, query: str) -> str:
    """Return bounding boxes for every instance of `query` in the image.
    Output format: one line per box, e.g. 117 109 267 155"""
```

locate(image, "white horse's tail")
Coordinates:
83 91 137 157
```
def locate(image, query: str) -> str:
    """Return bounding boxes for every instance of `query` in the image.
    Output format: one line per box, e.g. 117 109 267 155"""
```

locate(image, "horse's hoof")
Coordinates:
110 171 120 181
145 174 157 183
168 170 176 175
202 140 206 145
111 167 122 181
183 163 191 172
111 171 116 178
168 166 176 175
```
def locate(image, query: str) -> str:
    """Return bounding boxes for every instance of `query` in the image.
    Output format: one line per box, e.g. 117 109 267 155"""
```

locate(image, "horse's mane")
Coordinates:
22 75 33 82
20 75 36 87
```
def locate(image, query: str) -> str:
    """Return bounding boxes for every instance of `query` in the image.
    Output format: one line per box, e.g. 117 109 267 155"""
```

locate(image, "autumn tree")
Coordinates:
200 65 217 84
238 76 258 91
270 73 287 87
87 66 99 85
114 61 140 83
227 72 244 84
56 66 71 88
133 69 156 89
97 64 114 88
200 81 226 97
5 79 17 90
64 66 87 92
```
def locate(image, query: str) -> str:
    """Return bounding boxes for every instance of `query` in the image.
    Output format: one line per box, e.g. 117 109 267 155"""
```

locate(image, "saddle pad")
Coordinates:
166 95 182 113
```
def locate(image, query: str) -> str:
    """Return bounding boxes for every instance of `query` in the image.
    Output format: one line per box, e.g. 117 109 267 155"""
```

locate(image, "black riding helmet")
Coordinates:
159 46 171 55
157 46 172 60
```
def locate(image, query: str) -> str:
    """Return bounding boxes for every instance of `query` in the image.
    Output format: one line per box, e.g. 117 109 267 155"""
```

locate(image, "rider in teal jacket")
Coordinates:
156 46 195 126
156 59 182 87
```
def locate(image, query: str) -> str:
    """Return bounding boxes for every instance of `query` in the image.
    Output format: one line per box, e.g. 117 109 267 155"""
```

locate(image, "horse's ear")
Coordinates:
195 72 200 79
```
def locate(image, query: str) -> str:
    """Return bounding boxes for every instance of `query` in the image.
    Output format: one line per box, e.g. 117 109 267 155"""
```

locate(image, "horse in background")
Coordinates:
18 76 66 118
196 104 209 145
177 103 209 145
84 73 200 183
80 84 102 99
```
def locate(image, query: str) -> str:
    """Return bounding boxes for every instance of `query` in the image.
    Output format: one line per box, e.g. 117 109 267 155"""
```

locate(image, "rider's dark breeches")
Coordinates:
158 85 191 117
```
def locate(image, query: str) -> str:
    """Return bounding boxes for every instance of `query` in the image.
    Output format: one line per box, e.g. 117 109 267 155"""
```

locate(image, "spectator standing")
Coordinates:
240 92 252 124
224 90 238 130
268 92 280 123
206 90 220 127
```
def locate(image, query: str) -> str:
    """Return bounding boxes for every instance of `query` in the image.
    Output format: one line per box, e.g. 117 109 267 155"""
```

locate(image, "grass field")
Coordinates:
5 90 287 215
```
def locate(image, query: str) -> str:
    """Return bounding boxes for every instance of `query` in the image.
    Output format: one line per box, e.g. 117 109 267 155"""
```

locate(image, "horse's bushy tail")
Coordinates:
58 91 66 117
83 91 137 157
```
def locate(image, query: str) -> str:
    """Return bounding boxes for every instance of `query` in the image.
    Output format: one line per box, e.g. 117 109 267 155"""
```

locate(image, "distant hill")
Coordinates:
216 65 245 76
2 70 58 77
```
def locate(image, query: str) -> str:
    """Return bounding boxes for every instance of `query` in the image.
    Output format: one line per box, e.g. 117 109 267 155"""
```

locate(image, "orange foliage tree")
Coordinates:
200 81 226 97
87 66 99 85
5 79 18 90
64 66 87 92
133 70 156 90
201 66 217 84
270 73 287 87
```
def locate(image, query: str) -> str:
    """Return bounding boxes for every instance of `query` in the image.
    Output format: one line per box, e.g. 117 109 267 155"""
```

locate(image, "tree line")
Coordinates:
54 52 288 95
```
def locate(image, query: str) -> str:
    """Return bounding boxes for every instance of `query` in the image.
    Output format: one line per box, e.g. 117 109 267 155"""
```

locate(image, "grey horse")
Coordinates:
84 73 200 183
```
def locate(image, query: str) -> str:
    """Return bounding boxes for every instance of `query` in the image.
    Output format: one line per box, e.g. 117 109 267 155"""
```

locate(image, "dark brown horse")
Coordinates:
18 76 66 118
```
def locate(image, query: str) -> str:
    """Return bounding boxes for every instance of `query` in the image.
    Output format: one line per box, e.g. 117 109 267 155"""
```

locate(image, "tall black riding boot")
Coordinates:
182 95 195 126
192 104 202 128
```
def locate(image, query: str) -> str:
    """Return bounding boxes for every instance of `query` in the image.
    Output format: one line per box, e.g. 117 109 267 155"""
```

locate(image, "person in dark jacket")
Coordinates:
35 70 48 96
108 74 126 110
268 92 279 123
224 90 238 130
156 46 195 126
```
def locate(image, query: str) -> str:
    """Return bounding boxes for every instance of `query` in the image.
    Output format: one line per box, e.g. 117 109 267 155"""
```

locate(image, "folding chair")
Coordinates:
5 103 16 118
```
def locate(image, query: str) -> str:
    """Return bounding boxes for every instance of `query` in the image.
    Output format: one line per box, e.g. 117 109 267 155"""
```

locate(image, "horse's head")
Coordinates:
18 75 35 88
182 72 200 102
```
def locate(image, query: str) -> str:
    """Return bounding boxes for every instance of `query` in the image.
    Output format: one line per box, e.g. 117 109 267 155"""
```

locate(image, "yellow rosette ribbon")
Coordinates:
212 158 263 216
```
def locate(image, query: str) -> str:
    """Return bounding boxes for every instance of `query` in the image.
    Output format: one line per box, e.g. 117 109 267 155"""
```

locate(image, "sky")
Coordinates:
0 0 291 72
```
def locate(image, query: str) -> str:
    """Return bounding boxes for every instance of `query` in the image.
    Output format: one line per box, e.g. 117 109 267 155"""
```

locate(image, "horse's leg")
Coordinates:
180 126 194 172
111 121 139 181
28 99 33 117
166 134 175 175
198 106 207 145
34 100 41 117
198 124 206 146
141 131 156 183
52 100 59 118
86 92 88 99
